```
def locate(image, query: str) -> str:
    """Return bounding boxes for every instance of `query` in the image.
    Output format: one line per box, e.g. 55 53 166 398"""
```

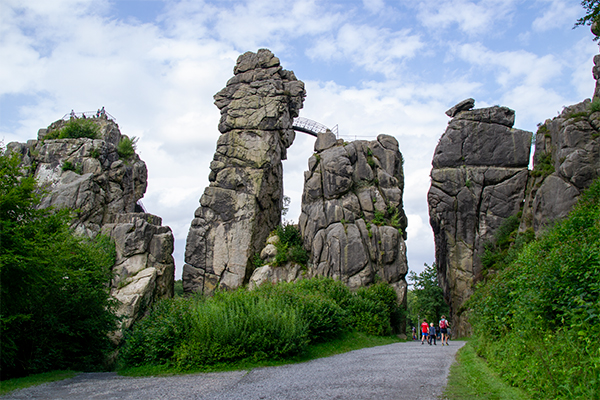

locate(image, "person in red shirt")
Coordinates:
420 319 429 345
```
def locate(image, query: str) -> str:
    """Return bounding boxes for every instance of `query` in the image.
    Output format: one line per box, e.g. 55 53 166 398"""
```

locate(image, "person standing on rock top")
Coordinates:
421 319 429 345
439 316 450 346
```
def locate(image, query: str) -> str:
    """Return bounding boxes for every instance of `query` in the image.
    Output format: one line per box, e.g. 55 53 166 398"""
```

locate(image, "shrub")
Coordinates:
271 224 309 267
117 136 138 160
46 119 99 140
468 178 600 399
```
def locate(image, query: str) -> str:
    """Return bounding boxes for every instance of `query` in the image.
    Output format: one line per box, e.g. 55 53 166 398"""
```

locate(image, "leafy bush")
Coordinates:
119 278 402 371
272 224 309 267
117 136 138 160
45 119 99 140
0 150 118 379
468 178 600 399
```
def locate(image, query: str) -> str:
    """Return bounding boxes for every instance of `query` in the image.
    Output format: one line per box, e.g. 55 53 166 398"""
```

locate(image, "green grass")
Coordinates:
119 331 402 377
0 370 78 396
442 341 530 400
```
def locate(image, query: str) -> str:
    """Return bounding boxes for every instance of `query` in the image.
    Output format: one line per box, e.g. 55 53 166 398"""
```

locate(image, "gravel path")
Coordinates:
3 340 465 400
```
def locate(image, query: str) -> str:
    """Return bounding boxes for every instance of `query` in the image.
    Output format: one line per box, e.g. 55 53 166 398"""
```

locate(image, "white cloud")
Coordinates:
308 24 424 77
532 0 580 32
416 0 517 35
456 43 562 87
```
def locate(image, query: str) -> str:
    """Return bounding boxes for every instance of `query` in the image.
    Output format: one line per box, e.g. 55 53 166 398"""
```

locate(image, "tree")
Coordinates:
0 149 119 379
575 0 600 41
406 263 449 327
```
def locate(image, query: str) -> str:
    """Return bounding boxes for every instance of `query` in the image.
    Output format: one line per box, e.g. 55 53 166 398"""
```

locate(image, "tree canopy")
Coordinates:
0 149 119 379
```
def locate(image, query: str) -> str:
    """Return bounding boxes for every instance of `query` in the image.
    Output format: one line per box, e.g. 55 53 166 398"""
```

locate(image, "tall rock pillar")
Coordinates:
184 49 305 294
427 100 532 336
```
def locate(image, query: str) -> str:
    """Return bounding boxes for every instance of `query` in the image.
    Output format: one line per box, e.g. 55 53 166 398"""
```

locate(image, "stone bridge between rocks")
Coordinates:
293 117 338 137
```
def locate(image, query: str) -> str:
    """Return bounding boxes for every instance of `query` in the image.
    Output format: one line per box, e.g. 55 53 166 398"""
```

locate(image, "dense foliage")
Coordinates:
0 150 118 380
468 179 600 399
45 119 99 140
119 278 401 370
407 263 449 328
480 215 535 275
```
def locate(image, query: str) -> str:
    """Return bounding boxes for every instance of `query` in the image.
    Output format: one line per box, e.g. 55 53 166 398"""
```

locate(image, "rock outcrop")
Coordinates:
184 49 305 294
298 131 409 303
248 232 305 290
102 213 175 343
7 117 147 237
428 101 533 337
7 116 175 342
520 99 600 233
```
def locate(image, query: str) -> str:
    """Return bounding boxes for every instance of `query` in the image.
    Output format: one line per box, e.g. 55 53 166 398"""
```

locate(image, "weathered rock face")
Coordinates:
7 116 174 342
520 99 600 233
248 233 305 290
102 213 175 343
184 49 305 294
428 102 533 337
7 117 147 237
298 131 409 303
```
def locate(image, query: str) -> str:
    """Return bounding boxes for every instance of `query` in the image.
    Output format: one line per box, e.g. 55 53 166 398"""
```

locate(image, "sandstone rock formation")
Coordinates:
7 117 147 237
248 232 305 290
184 49 305 294
7 116 175 342
428 101 533 337
520 99 600 233
102 213 175 343
298 131 409 303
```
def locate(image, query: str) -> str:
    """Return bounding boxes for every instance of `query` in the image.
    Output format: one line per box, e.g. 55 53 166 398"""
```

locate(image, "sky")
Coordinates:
1 0 598 280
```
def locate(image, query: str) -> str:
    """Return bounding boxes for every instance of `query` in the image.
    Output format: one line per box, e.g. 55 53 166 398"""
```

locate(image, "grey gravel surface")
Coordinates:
3 340 465 400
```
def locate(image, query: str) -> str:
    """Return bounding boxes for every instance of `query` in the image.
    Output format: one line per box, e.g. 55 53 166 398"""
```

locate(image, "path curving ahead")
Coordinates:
3 340 465 400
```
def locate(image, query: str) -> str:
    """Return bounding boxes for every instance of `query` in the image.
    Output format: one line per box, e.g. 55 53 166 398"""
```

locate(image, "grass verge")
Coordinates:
442 341 530 400
0 370 78 396
119 331 402 377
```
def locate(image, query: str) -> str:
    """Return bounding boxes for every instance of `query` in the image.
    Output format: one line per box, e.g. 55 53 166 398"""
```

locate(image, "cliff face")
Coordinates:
520 99 600 234
8 118 147 237
183 49 306 294
298 131 409 303
7 116 175 342
428 101 532 337
430 78 600 336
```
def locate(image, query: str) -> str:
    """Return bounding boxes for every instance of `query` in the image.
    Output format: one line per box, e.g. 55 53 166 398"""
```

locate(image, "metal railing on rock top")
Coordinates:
293 117 338 137
61 110 116 122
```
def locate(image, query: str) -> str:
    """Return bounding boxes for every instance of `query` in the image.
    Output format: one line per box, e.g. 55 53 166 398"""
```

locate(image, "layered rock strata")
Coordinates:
102 213 175 343
428 101 532 337
298 131 409 303
184 49 305 294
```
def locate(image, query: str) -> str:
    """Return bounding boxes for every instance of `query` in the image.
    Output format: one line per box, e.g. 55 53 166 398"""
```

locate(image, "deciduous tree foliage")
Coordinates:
0 150 118 379
575 0 600 40
407 263 449 326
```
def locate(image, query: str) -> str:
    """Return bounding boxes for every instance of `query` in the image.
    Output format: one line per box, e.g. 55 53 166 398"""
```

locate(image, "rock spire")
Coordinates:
183 49 306 294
